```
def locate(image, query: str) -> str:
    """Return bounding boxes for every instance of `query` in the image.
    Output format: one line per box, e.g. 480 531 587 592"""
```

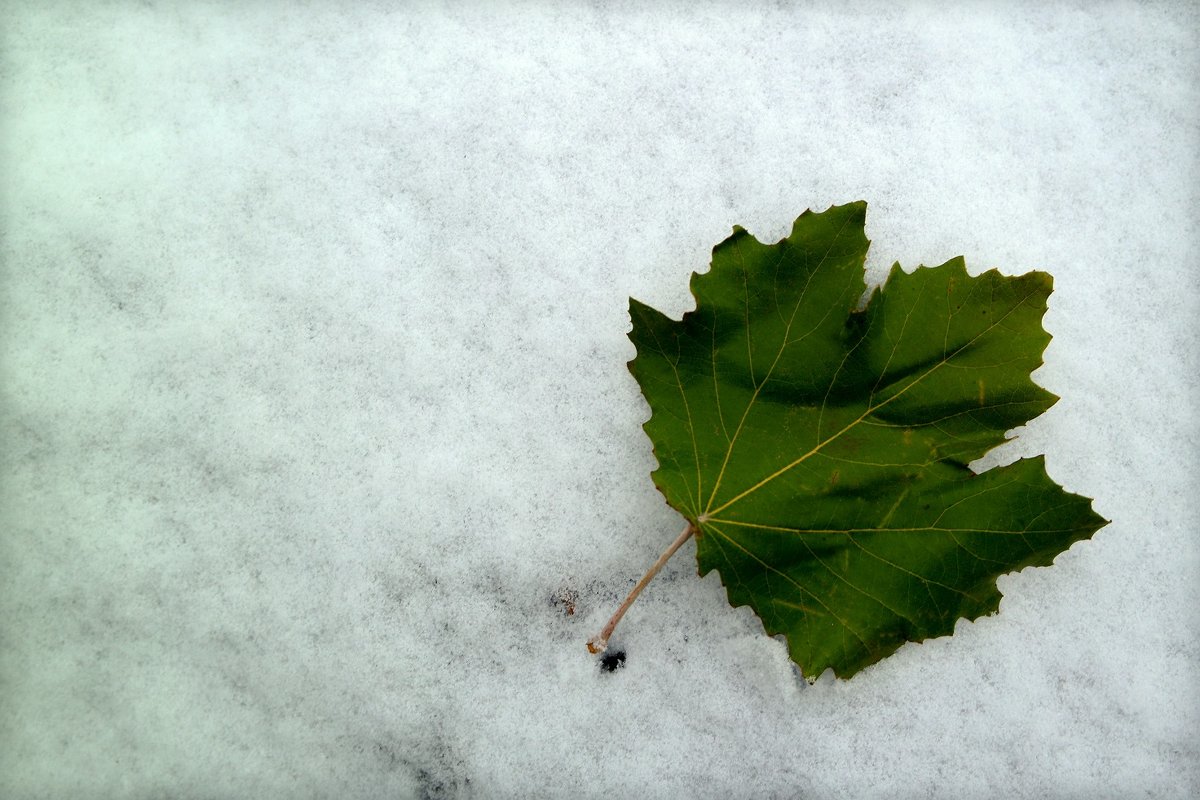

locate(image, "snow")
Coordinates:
2 2 1197 797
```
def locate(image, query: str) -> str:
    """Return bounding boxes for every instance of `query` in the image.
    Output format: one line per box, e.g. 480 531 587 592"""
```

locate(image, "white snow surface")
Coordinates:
2 2 1198 798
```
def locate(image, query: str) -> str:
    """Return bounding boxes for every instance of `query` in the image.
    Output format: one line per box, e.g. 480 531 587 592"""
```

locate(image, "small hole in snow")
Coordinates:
599 650 626 672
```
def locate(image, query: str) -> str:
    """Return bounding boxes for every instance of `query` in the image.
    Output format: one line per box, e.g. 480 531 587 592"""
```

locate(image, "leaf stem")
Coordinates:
588 523 695 655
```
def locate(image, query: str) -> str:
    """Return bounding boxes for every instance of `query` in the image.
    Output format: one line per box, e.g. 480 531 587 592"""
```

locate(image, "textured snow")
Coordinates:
2 2 1198 798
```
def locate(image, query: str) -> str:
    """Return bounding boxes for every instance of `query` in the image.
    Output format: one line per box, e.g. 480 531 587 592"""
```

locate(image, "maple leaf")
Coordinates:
591 201 1107 679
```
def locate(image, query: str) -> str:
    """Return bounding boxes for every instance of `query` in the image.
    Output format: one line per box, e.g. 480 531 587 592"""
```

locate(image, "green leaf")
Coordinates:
628 201 1107 679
